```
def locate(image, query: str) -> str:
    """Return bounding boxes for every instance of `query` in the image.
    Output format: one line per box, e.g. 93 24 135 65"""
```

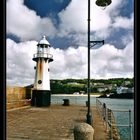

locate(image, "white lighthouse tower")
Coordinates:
31 36 53 107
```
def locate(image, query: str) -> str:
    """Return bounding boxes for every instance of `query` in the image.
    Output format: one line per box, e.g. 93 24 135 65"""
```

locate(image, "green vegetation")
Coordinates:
50 78 134 94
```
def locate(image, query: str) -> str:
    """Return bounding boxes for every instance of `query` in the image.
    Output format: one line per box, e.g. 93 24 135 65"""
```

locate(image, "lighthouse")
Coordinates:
31 36 53 107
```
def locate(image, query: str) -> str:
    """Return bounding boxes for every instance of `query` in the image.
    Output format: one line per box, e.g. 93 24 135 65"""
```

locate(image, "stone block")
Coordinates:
74 123 94 140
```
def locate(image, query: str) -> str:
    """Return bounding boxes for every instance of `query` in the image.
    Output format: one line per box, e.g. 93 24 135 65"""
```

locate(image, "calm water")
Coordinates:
51 94 134 140
97 98 134 140
51 94 97 105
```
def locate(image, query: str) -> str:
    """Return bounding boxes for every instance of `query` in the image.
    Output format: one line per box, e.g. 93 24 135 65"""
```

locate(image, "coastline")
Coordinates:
52 94 100 97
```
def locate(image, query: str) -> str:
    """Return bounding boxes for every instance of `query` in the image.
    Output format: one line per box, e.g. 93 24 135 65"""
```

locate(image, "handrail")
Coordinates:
96 98 133 140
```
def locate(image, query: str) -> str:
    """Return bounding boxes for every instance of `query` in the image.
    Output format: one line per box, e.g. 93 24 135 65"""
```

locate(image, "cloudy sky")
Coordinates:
6 0 134 87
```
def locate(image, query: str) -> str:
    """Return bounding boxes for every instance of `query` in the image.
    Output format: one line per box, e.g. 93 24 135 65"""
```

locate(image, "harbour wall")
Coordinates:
6 86 32 110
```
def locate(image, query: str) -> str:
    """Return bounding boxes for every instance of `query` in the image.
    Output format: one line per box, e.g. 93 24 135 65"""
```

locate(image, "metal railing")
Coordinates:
33 53 53 59
96 98 133 140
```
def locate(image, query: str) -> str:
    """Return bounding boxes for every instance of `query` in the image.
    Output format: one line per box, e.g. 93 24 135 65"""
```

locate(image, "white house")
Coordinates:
116 86 134 94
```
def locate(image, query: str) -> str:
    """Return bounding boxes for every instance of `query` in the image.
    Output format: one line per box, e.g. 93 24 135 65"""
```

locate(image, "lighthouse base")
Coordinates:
31 90 51 107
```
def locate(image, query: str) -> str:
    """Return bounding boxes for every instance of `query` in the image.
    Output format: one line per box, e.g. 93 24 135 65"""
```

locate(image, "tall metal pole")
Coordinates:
86 0 92 125
86 0 111 125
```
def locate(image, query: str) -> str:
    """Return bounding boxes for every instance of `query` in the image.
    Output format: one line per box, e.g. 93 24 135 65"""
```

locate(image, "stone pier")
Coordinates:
7 105 109 140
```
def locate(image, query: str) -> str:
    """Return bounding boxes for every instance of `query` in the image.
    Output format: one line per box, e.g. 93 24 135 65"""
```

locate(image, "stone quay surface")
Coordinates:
7 105 109 140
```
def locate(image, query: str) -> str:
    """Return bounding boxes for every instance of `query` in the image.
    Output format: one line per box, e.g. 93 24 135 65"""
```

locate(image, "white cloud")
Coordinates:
6 0 134 86
7 0 133 42
6 38 133 86
91 12 133 41
7 0 56 41
50 46 87 79
57 0 87 37
6 38 37 86
57 0 127 36
90 40 134 79
112 15 133 29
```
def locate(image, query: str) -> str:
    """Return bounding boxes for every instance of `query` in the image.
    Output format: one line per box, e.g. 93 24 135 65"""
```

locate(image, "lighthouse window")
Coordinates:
38 47 42 52
43 47 47 53
38 80 42 84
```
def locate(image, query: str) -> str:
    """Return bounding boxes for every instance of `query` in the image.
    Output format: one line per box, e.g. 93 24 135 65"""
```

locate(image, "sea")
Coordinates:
51 94 134 140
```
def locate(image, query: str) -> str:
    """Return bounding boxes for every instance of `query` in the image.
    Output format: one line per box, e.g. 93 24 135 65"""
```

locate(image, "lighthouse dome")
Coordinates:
38 36 50 46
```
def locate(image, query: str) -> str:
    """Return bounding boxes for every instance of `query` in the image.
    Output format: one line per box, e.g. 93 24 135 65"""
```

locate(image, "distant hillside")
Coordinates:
25 78 134 96
50 78 134 94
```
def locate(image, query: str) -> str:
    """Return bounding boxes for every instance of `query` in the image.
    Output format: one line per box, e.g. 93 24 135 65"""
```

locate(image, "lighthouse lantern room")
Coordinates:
31 36 53 107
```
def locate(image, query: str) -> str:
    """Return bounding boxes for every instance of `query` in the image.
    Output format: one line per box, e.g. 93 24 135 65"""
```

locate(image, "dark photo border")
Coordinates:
3 0 137 140
134 0 137 140
1 0 6 140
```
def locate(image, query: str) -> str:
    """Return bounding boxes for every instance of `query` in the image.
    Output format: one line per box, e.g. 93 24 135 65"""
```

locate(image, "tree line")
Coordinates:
50 78 134 94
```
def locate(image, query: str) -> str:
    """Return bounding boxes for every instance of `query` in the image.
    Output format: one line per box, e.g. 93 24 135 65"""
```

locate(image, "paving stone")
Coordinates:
7 105 108 140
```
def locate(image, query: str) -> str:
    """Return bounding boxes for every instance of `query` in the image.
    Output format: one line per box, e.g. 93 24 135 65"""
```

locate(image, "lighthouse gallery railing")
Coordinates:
33 53 53 59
